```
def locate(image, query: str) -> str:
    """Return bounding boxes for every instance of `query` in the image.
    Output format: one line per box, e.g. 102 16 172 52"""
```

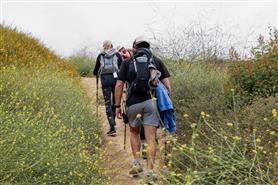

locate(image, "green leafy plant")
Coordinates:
69 48 96 77
226 28 278 106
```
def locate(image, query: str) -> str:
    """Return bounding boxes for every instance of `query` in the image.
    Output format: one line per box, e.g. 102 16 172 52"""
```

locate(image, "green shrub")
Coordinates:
167 60 228 121
69 53 95 77
157 31 277 185
158 96 277 185
0 25 108 185
0 66 107 184
226 29 278 106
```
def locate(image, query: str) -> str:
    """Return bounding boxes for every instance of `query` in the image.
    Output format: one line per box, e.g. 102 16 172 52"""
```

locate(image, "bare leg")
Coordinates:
130 126 141 160
143 124 157 169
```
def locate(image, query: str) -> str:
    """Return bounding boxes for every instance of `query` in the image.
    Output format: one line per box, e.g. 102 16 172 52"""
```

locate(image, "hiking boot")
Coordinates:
145 170 157 184
129 162 143 177
141 143 148 160
106 129 116 136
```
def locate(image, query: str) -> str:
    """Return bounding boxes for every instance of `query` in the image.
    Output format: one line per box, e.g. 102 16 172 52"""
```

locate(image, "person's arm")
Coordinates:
155 56 172 95
114 60 128 119
115 80 125 119
161 77 172 96
93 55 101 76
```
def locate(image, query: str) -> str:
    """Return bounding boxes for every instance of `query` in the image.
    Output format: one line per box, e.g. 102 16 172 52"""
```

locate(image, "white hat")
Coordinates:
133 35 150 48
116 46 124 51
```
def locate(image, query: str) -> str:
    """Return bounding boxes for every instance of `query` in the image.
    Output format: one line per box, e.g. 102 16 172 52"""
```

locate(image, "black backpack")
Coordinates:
128 48 155 95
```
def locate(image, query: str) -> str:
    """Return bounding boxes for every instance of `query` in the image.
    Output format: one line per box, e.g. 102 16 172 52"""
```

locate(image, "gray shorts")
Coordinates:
127 99 160 128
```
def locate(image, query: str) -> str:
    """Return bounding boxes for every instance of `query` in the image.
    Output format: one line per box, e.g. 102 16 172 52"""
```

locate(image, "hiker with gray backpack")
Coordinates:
115 36 171 182
93 40 122 136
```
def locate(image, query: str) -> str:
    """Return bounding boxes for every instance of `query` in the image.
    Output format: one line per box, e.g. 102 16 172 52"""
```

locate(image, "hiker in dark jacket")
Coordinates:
114 36 171 182
93 40 122 136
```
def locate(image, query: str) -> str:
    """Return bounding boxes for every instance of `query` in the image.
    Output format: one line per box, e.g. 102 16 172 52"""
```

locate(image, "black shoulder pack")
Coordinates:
128 48 154 95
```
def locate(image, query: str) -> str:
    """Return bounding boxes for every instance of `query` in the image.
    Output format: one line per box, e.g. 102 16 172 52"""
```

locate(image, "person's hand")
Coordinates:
116 107 122 119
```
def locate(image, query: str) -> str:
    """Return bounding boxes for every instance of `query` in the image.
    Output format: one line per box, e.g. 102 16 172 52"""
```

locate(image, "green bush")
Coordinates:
69 53 95 77
156 31 277 185
0 66 107 184
0 25 108 185
158 96 277 185
226 29 278 106
167 61 228 121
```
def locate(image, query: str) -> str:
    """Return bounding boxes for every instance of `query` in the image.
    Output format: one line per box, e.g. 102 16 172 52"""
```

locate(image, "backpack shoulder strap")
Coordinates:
132 56 138 73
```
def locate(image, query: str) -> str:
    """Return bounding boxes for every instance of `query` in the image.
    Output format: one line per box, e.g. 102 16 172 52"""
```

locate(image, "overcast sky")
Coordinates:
1 0 277 57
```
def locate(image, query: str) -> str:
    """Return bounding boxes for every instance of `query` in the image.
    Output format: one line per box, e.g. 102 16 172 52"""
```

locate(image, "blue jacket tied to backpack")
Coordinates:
155 81 176 133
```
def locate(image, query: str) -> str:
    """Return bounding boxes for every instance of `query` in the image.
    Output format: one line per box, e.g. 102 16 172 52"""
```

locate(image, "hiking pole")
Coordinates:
164 131 168 165
122 102 127 150
122 83 129 150
124 120 127 150
96 75 99 117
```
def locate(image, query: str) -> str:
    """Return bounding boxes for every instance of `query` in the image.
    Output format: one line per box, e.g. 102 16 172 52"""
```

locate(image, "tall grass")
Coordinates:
166 61 228 122
0 25 108 184
156 59 277 184
157 96 277 184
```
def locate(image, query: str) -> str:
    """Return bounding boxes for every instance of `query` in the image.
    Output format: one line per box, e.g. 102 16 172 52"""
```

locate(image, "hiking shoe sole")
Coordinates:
107 132 117 136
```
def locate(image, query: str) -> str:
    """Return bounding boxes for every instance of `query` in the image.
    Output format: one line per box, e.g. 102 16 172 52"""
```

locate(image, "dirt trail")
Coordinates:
80 77 140 185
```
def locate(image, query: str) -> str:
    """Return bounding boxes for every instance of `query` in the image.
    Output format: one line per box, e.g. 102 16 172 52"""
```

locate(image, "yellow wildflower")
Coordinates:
227 122 233 127
190 123 197 128
272 109 277 117
233 136 241 141
181 144 187 148
136 114 142 119
171 171 176 176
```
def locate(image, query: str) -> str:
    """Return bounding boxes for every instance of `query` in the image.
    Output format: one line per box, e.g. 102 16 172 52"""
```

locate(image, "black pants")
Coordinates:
101 74 117 130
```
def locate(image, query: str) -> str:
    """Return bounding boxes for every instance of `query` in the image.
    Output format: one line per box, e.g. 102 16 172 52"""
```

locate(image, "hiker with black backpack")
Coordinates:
114 36 171 182
118 45 149 157
93 40 122 136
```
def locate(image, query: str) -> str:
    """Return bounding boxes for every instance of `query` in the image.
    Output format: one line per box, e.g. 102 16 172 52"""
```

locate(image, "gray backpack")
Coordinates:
99 53 119 75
